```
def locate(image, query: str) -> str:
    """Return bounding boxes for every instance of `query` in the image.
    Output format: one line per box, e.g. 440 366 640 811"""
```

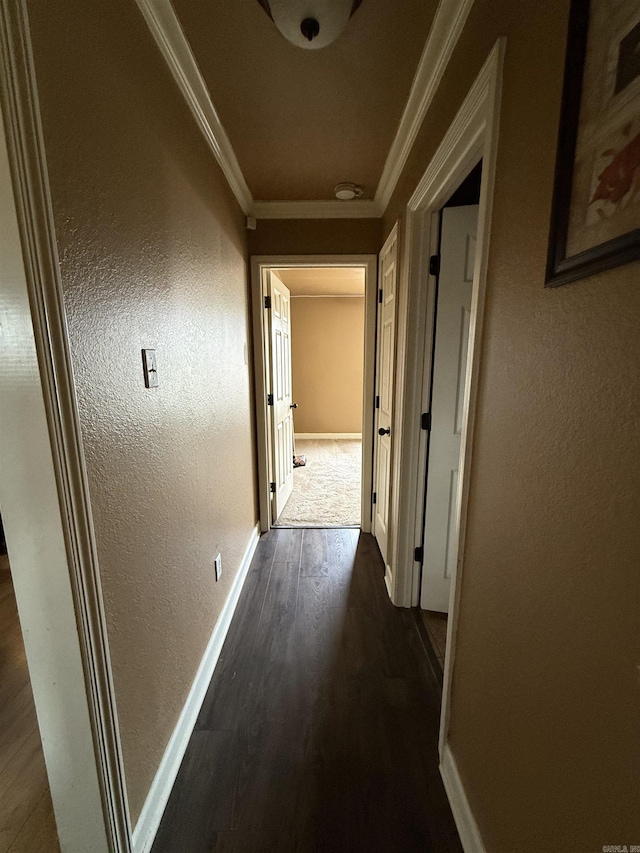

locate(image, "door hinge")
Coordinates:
375 394 380 409
267 393 274 406
270 482 276 493
414 546 424 563
421 411 432 431
429 254 440 277
372 492 377 505
378 288 383 304
264 295 271 309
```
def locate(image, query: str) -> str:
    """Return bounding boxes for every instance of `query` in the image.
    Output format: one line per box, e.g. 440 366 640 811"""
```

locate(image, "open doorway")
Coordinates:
270 267 365 527
250 255 377 534
0 514 60 852
416 162 482 676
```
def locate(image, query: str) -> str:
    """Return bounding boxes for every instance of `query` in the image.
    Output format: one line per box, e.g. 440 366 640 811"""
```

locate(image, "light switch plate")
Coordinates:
214 553 222 582
142 349 158 388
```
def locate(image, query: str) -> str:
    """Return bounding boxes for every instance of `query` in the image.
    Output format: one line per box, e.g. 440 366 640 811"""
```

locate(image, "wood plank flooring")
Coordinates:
0 558 60 853
419 611 448 667
153 529 462 853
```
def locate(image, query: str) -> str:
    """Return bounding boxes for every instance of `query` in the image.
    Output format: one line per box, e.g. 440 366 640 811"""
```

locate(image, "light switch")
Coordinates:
142 349 158 388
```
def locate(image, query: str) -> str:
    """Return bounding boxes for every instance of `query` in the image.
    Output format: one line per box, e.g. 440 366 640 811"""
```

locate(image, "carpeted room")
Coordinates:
272 267 365 527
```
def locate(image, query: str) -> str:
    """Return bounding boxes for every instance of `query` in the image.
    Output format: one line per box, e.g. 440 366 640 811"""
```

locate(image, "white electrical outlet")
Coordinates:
214 553 222 582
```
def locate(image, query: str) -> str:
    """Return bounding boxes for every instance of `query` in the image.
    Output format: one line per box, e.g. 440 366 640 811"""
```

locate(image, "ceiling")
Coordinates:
275 267 365 296
170 0 438 202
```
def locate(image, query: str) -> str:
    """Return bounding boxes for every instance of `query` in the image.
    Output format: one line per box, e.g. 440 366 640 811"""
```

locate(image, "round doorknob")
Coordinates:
378 426 390 436
290 403 298 409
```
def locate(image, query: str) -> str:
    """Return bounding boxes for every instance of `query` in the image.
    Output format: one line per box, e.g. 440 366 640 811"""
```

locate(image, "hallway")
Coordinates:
152 529 462 852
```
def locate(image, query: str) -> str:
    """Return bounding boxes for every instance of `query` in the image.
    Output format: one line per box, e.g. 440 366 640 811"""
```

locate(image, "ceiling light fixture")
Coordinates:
334 182 363 200
257 0 363 50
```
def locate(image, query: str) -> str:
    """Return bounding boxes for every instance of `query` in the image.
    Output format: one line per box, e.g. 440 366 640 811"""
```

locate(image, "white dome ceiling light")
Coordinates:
334 182 363 200
257 0 363 50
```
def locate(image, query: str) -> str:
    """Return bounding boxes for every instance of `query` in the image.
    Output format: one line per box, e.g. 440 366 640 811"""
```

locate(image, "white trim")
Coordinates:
132 525 260 853
251 255 376 534
374 0 475 212
360 256 378 536
440 744 487 853
134 0 474 221
390 39 503 605
387 40 504 766
371 222 399 577
295 432 362 440
134 0 252 214
384 568 393 600
252 199 380 219
0 4 132 850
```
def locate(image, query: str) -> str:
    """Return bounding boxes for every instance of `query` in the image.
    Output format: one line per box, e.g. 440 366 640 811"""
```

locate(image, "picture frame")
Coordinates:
546 0 640 287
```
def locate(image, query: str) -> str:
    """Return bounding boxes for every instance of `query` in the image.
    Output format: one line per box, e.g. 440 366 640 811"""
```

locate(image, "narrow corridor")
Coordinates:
152 529 462 852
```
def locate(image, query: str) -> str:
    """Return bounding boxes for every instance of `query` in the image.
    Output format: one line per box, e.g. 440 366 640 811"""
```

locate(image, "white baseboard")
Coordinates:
384 565 393 600
132 524 260 853
440 742 486 853
295 433 362 440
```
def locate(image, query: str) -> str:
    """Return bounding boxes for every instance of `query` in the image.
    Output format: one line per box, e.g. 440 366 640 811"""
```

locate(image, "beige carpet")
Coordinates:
275 439 361 527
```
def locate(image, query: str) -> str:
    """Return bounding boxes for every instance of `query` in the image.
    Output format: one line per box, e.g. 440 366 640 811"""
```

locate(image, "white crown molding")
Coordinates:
134 0 253 214
374 0 475 212
409 39 500 212
251 199 381 219
136 0 474 220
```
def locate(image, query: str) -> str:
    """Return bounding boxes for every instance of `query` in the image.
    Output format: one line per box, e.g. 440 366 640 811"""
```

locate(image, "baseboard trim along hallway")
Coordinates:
440 742 487 853
132 524 261 853
151 528 462 851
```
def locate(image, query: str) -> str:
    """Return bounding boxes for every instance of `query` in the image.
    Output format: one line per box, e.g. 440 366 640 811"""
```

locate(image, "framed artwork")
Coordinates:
546 0 640 287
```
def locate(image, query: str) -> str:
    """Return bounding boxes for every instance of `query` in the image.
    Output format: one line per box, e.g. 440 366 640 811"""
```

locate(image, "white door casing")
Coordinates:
268 272 294 522
0 6 133 848
372 227 398 565
250 256 377 535
421 205 478 612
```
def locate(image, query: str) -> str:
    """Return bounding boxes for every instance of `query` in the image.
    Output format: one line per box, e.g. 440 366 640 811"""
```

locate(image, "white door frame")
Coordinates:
419 203 479 613
371 222 399 592
0 3 131 851
250 255 377 533
389 40 505 759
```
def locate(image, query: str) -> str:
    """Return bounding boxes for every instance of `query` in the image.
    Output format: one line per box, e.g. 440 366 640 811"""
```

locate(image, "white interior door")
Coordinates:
372 230 398 565
269 272 294 522
421 204 478 612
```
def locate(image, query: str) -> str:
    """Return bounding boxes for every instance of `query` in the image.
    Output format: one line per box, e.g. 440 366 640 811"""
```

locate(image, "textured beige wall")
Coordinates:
27 0 258 823
248 218 382 256
385 0 640 848
291 298 364 434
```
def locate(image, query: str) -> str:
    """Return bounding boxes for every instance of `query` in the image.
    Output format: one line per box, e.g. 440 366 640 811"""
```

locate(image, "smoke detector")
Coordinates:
334 182 364 200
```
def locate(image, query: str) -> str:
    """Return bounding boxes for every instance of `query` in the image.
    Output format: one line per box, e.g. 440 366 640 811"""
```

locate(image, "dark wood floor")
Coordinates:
152 529 462 853
0 557 60 853
419 610 448 669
